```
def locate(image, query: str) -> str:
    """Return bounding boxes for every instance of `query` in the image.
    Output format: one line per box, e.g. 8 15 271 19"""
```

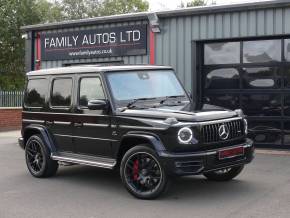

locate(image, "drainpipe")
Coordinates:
147 13 160 65
35 32 41 70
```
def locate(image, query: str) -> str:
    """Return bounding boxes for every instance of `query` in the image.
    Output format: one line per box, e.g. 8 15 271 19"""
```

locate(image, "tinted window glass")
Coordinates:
283 122 290 145
248 120 281 131
242 67 281 89
243 39 281 63
283 68 290 88
283 134 290 145
79 77 105 107
206 68 240 89
51 78 72 107
204 94 239 110
25 79 47 107
283 95 290 116
249 131 282 145
242 94 281 116
248 120 282 145
204 42 240 65
285 39 290 61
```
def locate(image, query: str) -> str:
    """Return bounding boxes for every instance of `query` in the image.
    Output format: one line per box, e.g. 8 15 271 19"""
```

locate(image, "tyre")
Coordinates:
203 165 244 181
120 145 168 200
25 134 58 178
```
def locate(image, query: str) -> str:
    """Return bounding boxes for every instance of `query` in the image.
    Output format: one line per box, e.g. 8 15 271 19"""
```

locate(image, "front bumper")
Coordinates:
159 139 254 176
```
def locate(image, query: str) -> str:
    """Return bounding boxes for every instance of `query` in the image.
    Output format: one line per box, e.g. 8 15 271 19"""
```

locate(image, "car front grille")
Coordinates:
200 118 244 144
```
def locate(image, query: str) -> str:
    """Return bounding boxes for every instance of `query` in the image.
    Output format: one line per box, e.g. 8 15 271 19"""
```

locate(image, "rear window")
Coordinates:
25 79 48 108
51 78 72 107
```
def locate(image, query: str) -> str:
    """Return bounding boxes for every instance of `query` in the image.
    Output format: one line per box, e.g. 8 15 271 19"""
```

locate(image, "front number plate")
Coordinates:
218 147 244 160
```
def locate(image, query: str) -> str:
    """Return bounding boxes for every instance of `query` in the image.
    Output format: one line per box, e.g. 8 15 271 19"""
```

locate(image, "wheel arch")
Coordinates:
116 132 165 164
23 125 56 152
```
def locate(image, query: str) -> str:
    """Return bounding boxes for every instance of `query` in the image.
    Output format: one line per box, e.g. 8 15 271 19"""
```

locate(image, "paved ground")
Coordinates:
1 131 290 218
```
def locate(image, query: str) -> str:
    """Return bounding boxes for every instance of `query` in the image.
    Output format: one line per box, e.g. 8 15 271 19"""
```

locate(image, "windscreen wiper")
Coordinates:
127 97 157 108
159 95 186 105
118 97 157 112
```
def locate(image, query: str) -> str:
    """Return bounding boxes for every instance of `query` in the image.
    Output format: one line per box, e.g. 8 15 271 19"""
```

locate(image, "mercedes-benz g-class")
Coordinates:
19 65 254 199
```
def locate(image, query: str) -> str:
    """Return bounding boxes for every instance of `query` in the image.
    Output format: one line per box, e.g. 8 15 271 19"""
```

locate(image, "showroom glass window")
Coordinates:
202 38 290 148
243 39 281 63
204 42 240 65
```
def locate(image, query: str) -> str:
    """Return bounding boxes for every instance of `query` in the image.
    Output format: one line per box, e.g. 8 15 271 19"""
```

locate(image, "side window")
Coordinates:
51 78 72 107
25 78 48 108
79 77 105 107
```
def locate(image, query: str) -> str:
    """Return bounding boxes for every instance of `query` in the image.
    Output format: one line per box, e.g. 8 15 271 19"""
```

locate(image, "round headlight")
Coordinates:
178 127 193 144
243 119 248 134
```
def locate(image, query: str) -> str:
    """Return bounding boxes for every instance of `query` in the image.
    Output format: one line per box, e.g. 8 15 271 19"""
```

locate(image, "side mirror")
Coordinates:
87 99 108 110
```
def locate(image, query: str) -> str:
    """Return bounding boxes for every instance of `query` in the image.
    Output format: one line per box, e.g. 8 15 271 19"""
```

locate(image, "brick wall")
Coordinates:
0 108 22 131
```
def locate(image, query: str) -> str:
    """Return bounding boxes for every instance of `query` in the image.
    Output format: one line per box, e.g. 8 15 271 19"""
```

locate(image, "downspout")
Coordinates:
147 13 160 65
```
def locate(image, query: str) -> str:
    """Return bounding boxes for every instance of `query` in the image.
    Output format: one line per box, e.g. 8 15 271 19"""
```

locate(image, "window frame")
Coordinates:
49 77 73 109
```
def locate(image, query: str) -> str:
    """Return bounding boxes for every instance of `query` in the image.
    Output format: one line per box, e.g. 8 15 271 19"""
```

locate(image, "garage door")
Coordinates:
201 38 290 149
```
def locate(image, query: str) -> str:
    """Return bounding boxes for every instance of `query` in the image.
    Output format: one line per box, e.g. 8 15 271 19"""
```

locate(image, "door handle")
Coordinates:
74 122 83 127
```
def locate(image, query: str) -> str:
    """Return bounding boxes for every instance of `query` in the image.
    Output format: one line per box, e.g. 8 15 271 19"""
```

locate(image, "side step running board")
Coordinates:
51 152 116 169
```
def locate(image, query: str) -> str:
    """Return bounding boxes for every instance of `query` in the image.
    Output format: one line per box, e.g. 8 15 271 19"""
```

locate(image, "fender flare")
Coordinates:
23 125 56 153
120 131 166 154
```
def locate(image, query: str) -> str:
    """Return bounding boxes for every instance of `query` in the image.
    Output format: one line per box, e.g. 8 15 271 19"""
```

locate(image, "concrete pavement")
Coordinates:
0 131 290 218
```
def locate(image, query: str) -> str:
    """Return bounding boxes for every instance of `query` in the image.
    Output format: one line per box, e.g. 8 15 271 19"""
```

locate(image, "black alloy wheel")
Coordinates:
26 138 44 173
203 165 244 181
25 135 58 178
120 145 168 199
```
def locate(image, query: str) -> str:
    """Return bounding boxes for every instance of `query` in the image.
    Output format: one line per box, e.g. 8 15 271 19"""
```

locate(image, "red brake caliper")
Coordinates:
133 160 139 181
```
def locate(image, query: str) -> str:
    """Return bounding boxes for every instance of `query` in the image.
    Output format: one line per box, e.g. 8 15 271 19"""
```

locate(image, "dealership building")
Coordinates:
21 0 290 149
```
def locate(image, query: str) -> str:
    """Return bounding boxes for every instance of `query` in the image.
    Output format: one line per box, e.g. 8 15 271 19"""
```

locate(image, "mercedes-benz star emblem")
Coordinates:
218 124 230 140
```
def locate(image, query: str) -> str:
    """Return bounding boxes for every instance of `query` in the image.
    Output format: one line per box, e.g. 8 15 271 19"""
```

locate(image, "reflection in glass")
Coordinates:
51 79 72 107
204 42 240 65
204 94 239 110
283 122 290 145
206 68 240 89
107 70 185 101
283 95 290 116
248 121 281 145
79 78 105 107
249 131 282 144
248 120 281 131
243 39 281 63
25 79 47 107
283 68 290 88
242 94 281 116
242 67 281 89
285 39 290 61
283 134 290 145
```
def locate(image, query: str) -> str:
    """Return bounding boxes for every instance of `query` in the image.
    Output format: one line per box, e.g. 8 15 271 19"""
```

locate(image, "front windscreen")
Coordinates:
106 70 186 102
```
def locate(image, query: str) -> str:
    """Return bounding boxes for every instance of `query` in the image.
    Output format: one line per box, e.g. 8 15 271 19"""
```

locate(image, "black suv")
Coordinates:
19 65 254 199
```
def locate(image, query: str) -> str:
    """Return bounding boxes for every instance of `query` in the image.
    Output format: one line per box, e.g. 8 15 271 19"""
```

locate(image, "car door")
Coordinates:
48 76 74 152
73 74 112 157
